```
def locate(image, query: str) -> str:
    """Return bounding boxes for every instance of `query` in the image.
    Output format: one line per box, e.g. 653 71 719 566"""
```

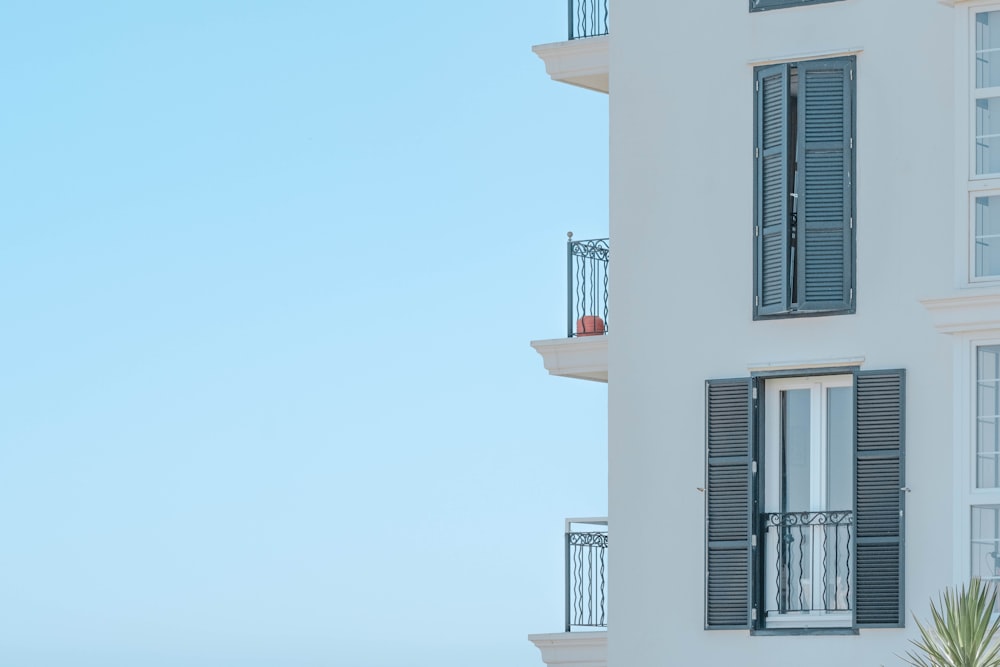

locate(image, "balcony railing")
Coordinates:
762 510 853 620
565 518 608 631
567 234 609 338
568 0 609 40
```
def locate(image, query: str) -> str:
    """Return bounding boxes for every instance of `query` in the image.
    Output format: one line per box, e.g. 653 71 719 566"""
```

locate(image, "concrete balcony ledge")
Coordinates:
530 336 608 383
532 36 609 93
529 631 607 667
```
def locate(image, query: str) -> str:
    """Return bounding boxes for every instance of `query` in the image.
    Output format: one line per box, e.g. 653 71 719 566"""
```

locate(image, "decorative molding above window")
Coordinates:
747 356 864 374
920 292 1000 334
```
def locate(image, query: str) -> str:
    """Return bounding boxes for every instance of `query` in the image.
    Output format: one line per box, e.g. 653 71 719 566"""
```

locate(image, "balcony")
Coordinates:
762 510 854 629
532 0 609 93
531 234 609 383
529 518 608 667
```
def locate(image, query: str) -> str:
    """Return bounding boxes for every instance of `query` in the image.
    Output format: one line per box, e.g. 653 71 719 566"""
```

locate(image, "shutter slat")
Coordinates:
705 379 752 629
854 370 905 628
755 64 791 317
796 58 854 312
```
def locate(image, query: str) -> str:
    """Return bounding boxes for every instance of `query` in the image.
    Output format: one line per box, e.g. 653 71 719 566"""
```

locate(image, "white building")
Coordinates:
527 1 1000 665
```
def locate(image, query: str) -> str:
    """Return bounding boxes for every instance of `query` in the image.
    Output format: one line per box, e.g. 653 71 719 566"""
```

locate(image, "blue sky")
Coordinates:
0 2 607 666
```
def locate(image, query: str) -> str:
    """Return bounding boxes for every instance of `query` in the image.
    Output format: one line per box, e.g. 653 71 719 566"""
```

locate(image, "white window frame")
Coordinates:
969 189 1000 281
762 374 853 628
963 4 1000 284
955 334 1000 584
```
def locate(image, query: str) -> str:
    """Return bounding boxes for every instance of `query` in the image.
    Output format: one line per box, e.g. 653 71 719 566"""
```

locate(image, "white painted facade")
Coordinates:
530 0 1000 666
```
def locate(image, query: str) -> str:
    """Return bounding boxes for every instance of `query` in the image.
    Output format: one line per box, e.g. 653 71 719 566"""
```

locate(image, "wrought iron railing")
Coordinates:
568 0 609 40
567 234 609 338
565 518 608 631
762 510 853 617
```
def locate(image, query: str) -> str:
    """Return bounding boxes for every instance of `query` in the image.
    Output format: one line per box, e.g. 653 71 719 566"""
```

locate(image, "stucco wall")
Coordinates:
608 0 961 664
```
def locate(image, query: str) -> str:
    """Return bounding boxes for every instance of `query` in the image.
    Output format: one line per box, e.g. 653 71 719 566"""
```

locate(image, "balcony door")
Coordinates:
762 375 853 628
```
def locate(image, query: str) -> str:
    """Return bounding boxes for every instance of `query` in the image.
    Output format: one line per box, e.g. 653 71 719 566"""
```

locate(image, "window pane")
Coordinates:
781 389 811 513
978 346 1000 488
976 98 1000 175
977 12 1000 88
827 387 853 511
972 505 1000 583
976 196 1000 277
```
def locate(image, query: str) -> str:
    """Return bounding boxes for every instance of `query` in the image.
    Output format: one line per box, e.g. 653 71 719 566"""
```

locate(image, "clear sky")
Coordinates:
0 2 608 666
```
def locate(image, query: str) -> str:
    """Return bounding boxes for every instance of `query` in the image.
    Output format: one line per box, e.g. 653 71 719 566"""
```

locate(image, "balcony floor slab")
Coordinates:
529 631 607 667
530 336 608 383
532 36 609 93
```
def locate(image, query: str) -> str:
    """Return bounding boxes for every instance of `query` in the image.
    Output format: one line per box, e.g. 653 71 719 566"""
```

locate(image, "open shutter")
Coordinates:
755 64 792 318
796 58 854 313
854 369 905 628
705 378 752 629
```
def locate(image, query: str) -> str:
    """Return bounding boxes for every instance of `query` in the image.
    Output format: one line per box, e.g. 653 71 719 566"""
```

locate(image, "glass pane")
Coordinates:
977 12 1000 88
827 387 853 511
976 197 1000 277
972 505 1000 583
781 389 811 513
979 346 1000 489
976 98 1000 175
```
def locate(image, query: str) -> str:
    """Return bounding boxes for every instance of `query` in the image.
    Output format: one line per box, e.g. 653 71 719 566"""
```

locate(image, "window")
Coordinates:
705 369 905 632
976 12 1000 178
972 11 1000 280
753 57 855 319
750 0 845 12
972 346 1000 584
762 376 853 628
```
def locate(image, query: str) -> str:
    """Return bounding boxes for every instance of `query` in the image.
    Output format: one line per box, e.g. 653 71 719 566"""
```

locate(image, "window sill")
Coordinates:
752 626 859 636
754 307 855 321
750 0 847 12
763 612 853 630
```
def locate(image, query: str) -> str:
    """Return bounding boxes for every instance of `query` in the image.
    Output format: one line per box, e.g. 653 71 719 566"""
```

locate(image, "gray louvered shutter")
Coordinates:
795 58 854 313
755 64 791 318
854 369 905 628
705 378 752 629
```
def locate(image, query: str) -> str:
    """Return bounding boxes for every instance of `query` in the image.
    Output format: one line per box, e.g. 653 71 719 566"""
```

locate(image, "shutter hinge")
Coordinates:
755 146 759 159
755 80 759 91
850 287 854 300
751 534 757 548
755 295 759 307
754 225 759 237
752 460 758 474
751 608 758 621
850 216 853 229
850 137 854 149
850 69 854 81
752 386 758 400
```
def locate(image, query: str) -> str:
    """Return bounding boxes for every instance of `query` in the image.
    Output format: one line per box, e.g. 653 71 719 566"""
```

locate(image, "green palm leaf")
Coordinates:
903 579 1000 667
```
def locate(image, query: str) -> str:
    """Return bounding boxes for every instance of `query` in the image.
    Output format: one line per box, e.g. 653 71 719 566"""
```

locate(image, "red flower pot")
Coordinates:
576 315 605 336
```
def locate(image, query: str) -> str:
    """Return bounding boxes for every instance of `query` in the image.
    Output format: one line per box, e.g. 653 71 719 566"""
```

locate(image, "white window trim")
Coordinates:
953 332 1000 584
960 3 1000 285
967 189 1000 283
762 374 854 627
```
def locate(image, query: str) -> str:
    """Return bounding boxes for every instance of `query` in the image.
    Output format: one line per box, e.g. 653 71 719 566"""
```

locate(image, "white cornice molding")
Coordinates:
920 292 1000 334
530 336 609 383
532 36 609 94
532 36 609 62
748 46 864 67
528 632 607 667
747 356 865 373
939 0 999 5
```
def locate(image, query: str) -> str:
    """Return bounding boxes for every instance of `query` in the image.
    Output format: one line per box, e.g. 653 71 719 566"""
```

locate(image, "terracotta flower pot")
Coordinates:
576 315 605 336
